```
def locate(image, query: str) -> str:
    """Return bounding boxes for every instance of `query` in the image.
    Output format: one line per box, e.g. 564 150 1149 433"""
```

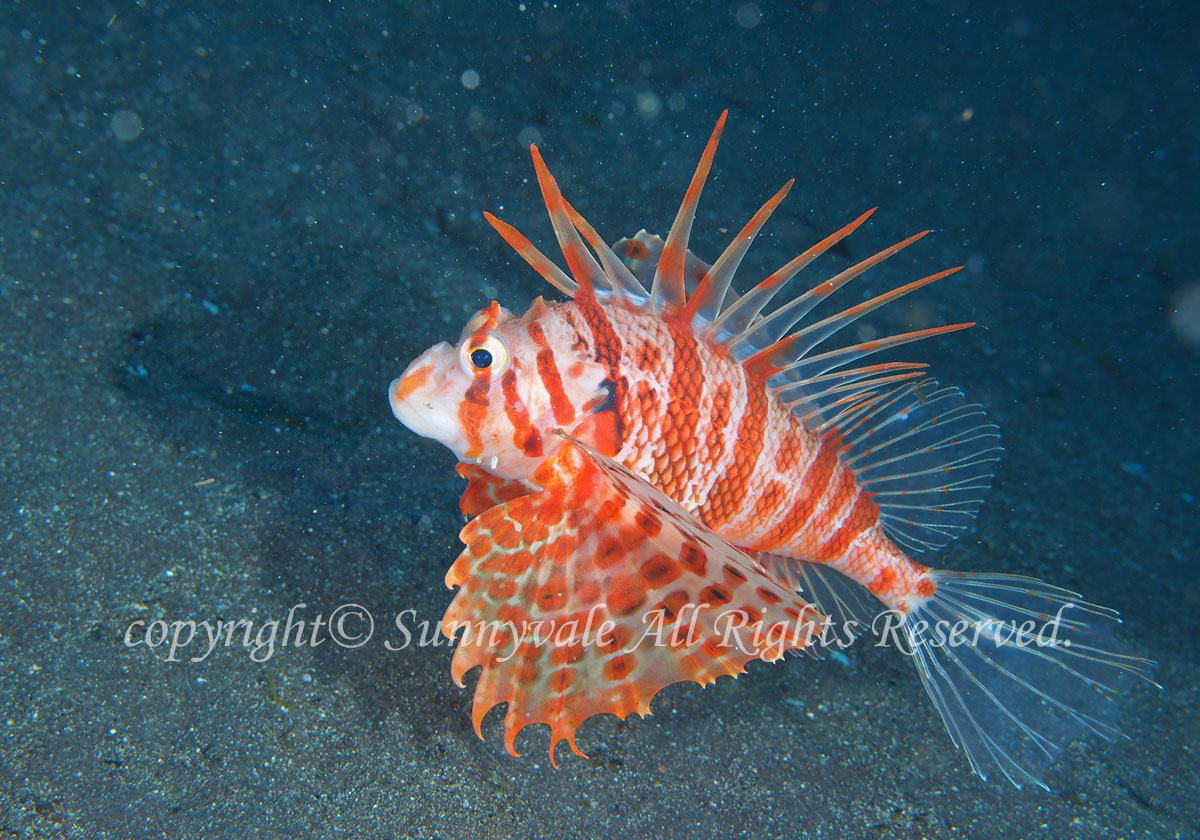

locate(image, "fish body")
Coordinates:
390 113 1154 788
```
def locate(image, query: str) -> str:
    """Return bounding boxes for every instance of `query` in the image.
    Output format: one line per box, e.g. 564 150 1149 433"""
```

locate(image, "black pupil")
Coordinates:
470 347 493 369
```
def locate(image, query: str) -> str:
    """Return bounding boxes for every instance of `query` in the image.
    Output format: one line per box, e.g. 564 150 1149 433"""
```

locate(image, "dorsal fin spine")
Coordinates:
561 198 650 303
529 144 608 298
763 322 975 386
702 207 877 343
739 265 965 382
483 211 579 297
790 371 929 424
775 361 928 402
728 230 930 358
683 179 794 325
653 111 727 309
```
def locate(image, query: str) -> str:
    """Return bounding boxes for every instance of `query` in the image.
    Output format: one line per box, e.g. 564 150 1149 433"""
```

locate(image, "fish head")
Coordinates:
390 298 608 479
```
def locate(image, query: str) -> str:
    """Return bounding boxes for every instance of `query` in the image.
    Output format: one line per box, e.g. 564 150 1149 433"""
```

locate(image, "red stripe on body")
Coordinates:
458 371 491 459
822 465 860 529
704 382 732 474
501 368 543 458
655 321 704 499
747 479 786 524
633 381 660 422
573 297 626 454
753 435 839 551
526 322 575 426
815 489 880 564
575 298 623 376
699 376 767 529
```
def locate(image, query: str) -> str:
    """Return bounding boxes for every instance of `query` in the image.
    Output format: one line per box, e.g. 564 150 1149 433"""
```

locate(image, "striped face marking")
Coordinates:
390 299 610 480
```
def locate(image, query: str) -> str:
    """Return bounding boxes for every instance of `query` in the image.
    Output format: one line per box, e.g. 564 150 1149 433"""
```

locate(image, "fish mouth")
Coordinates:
388 373 431 432
389 342 470 453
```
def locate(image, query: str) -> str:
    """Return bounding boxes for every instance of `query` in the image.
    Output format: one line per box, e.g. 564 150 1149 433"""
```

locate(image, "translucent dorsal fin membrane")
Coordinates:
838 380 1003 551
613 232 720 304
683 179 794 325
562 198 650 304
768 323 976 383
483 212 579 298
529 144 610 296
652 111 727 310
741 266 963 372
728 230 929 359
703 208 876 344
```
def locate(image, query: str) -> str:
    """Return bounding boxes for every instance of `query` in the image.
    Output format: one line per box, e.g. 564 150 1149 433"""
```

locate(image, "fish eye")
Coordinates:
459 332 510 376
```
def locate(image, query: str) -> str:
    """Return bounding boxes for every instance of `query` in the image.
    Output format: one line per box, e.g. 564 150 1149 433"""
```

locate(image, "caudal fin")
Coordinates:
903 570 1158 790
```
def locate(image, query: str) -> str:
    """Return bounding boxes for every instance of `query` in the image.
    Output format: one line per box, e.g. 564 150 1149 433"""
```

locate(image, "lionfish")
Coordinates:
389 112 1154 789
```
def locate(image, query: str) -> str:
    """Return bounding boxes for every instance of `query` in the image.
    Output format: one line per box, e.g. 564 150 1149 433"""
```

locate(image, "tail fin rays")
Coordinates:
905 571 1159 790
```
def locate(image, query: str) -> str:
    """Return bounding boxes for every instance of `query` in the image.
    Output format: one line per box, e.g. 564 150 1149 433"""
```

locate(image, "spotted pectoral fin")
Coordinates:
443 438 827 766
455 462 534 518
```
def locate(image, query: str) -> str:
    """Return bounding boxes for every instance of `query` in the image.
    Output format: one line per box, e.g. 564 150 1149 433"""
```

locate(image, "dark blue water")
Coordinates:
1 1 1195 837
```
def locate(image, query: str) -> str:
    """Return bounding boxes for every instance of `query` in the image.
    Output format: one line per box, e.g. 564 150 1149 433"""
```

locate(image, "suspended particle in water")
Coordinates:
1168 282 1200 351
636 91 663 120
111 110 143 141
735 3 762 29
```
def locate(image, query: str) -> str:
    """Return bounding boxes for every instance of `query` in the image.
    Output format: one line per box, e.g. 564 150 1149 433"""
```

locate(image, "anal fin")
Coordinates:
443 436 826 765
758 553 883 653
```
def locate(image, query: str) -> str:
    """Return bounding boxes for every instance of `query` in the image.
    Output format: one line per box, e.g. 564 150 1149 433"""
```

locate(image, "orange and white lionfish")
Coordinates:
389 113 1154 789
